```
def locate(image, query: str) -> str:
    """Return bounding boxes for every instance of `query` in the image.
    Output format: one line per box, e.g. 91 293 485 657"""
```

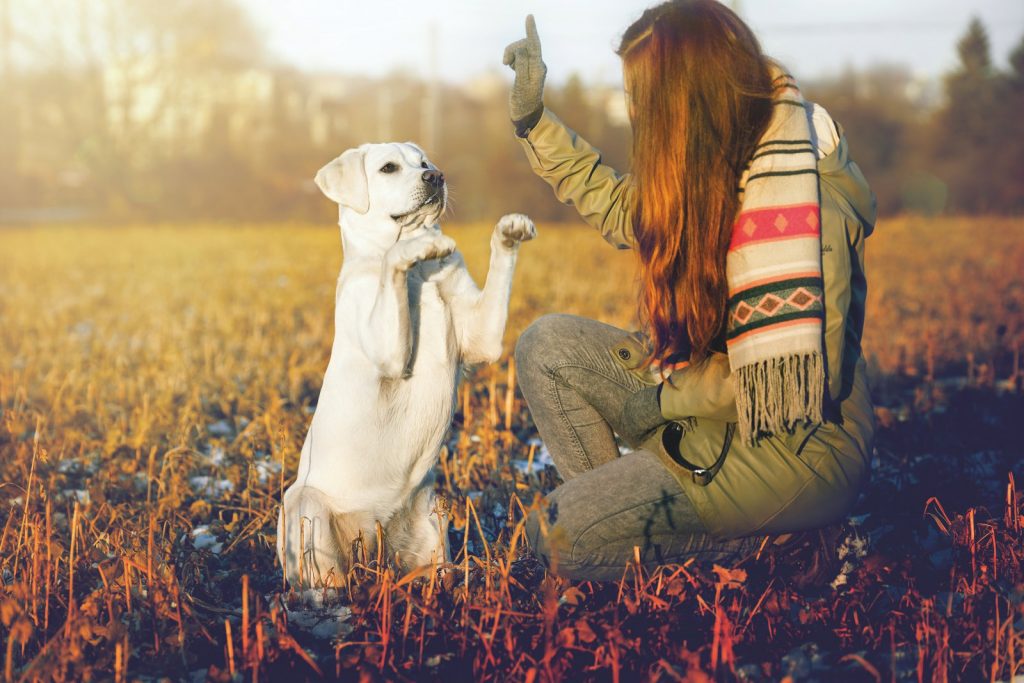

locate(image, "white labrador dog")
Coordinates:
278 141 535 590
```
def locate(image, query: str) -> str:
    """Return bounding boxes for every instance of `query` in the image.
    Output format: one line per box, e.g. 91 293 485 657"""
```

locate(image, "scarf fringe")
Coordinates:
734 352 824 446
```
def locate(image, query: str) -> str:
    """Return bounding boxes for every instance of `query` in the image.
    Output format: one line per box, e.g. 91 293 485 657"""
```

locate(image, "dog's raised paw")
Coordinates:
390 232 457 269
427 234 457 260
495 213 537 249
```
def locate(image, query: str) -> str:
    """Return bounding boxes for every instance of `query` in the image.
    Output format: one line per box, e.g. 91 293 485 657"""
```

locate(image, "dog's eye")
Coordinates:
420 161 428 169
379 162 399 174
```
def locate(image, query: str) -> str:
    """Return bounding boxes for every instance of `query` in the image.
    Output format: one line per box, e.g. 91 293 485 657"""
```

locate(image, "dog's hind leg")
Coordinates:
384 483 449 575
278 486 376 593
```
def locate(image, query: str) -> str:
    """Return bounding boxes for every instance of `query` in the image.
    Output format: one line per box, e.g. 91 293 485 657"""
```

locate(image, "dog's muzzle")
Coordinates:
391 171 447 225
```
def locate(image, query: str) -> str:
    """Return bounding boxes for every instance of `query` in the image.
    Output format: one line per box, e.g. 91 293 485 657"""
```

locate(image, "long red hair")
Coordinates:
618 0 774 365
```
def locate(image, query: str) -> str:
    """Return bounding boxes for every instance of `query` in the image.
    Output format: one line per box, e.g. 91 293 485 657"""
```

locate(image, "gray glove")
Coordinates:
502 14 547 137
619 384 666 447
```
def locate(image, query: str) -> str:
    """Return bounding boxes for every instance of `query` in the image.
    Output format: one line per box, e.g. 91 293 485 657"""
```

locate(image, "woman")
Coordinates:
502 0 876 583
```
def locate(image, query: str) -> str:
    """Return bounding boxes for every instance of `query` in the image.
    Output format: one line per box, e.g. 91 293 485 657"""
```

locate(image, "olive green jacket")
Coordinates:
517 108 877 539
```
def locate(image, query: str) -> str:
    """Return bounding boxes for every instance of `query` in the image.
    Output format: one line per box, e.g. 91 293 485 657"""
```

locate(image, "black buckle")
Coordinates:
661 421 735 487
690 467 712 486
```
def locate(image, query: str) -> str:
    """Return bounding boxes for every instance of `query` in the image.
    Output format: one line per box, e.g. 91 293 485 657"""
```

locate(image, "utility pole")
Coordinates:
0 0 10 82
0 0 17 207
422 22 439 154
377 85 392 142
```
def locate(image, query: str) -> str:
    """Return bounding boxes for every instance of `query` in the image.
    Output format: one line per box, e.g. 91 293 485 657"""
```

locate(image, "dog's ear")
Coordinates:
315 148 370 213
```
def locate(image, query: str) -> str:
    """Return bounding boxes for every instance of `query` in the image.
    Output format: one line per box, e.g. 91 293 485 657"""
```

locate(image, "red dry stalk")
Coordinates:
1007 472 1021 535
240 574 249 667
967 507 977 592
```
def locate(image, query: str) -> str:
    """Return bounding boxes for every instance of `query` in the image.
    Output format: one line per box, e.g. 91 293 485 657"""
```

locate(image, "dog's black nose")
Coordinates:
422 169 444 186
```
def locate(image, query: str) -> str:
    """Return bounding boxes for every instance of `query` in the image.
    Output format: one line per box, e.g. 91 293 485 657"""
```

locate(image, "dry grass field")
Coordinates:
1 216 1023 681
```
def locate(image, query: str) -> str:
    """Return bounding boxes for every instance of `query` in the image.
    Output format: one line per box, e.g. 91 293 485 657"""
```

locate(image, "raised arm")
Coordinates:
516 110 637 250
503 15 636 249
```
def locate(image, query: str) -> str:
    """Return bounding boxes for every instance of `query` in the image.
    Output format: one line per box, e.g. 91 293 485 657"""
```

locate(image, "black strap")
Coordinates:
661 421 735 486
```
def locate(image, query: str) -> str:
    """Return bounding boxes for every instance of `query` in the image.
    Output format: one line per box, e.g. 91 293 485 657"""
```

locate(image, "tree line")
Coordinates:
806 18 1024 216
0 2 1020 224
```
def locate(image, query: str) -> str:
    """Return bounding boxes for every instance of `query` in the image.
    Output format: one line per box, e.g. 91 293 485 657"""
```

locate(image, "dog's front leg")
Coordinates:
359 232 456 378
453 213 536 365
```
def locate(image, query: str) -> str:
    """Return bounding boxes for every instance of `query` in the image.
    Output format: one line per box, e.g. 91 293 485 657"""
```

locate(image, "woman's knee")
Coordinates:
523 483 608 577
526 502 644 581
525 507 588 578
514 313 581 376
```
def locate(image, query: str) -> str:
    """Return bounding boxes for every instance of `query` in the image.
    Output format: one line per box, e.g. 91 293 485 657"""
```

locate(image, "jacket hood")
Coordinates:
819 131 878 238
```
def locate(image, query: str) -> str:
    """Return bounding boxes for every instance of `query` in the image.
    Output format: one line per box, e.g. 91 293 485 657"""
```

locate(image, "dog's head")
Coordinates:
315 142 447 231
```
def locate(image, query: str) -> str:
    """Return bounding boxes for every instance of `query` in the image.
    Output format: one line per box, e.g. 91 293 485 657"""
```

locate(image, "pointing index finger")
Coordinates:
525 14 540 44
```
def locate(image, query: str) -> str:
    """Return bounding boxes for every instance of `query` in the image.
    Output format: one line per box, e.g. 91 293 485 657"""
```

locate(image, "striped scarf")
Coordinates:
727 68 825 445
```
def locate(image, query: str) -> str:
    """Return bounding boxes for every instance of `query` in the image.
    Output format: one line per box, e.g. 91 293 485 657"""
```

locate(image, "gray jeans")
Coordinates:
515 314 766 581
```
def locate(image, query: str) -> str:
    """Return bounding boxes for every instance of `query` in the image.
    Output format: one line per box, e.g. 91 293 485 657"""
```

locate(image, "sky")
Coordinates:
243 0 1024 86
